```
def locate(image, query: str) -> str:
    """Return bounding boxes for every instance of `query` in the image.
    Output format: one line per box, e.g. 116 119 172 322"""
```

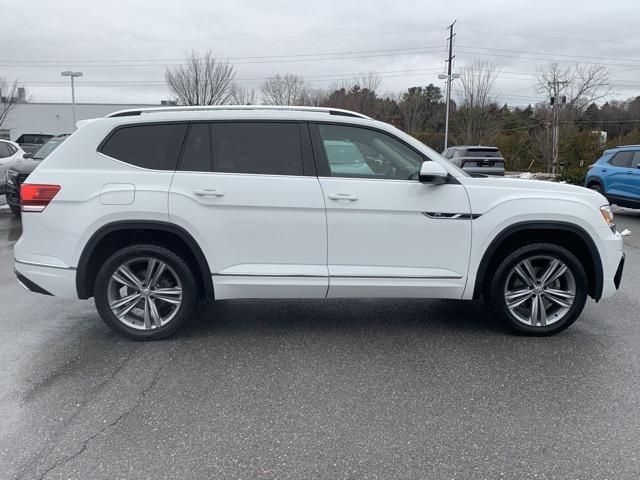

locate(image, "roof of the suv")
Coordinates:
106 105 370 120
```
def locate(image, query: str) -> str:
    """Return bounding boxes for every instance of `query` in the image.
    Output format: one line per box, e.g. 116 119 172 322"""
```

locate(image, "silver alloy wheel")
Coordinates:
107 257 183 331
504 255 576 327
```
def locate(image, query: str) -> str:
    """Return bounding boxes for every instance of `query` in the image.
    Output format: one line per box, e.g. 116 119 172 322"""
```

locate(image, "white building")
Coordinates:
0 102 161 141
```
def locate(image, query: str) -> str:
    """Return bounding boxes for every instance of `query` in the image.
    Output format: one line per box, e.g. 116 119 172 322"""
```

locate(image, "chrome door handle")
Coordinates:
194 189 225 197
328 193 359 201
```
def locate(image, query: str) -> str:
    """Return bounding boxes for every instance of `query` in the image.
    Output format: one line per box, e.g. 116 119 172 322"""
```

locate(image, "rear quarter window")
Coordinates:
99 123 187 170
610 151 634 168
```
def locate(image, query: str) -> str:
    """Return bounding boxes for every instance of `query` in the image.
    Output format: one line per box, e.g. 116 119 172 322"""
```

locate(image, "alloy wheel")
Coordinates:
504 255 576 327
107 257 183 331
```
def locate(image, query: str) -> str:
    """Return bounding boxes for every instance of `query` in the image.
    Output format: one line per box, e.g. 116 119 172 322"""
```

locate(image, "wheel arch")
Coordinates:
585 176 604 190
76 220 214 301
472 221 603 301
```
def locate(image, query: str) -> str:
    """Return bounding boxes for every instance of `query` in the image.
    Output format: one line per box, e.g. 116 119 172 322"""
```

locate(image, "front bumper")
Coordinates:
598 228 625 300
614 254 625 290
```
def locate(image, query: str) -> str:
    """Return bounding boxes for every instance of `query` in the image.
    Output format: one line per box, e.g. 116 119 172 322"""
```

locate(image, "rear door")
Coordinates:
605 150 634 198
168 121 328 299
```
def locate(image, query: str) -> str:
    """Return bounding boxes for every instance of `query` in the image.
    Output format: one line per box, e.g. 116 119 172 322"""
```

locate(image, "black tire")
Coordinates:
94 244 199 340
9 203 20 216
588 182 603 195
486 243 588 336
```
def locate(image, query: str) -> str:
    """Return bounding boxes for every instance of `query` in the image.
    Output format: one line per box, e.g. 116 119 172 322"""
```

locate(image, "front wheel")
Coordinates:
94 244 198 340
487 243 588 335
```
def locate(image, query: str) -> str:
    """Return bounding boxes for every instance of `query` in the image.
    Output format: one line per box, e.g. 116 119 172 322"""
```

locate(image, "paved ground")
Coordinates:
0 205 639 480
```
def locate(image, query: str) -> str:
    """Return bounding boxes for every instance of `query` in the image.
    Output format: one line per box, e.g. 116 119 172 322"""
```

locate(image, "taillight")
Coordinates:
20 184 61 212
587 164 595 170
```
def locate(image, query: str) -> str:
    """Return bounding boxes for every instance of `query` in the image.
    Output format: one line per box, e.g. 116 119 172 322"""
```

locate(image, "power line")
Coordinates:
0 48 445 68
457 45 640 64
0 23 448 44
0 46 444 64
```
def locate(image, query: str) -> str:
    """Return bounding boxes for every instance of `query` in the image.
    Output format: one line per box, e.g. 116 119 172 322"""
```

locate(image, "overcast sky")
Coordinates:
1 0 638 106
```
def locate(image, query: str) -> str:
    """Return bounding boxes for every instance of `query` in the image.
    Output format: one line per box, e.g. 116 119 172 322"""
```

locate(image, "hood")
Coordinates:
462 176 608 211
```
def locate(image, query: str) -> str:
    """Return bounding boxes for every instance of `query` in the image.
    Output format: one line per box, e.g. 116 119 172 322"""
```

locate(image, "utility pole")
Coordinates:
438 21 459 151
548 80 568 174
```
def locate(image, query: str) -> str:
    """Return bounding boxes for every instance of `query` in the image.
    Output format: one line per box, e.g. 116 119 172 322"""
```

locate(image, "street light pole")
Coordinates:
61 71 83 129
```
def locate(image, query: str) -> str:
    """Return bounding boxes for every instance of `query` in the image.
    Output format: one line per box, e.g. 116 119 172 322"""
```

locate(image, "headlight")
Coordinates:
600 205 616 232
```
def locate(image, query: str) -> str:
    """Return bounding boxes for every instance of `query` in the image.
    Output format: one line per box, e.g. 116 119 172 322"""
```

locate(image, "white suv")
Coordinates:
14 106 625 340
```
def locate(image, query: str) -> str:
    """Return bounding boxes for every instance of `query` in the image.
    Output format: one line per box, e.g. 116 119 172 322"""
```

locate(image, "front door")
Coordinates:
312 123 472 298
169 121 328 299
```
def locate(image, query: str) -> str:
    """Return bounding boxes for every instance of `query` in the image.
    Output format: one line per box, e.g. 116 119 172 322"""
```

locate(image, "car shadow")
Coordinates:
183 298 507 339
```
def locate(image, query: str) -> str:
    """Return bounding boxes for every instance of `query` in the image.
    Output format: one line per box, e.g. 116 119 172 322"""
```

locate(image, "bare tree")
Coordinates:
328 71 383 94
165 51 236 105
261 74 312 105
355 71 382 93
455 60 499 144
535 63 609 172
0 78 19 128
232 86 259 105
536 62 609 120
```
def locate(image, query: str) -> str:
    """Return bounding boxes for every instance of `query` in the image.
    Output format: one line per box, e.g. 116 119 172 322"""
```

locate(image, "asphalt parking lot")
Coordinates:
1 203 639 480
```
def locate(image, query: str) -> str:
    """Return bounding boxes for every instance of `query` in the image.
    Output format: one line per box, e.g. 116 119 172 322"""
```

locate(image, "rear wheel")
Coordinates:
94 244 198 340
588 182 603 195
487 243 588 335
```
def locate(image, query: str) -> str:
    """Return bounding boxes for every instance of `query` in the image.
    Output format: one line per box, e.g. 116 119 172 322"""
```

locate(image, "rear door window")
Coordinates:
610 151 634 168
177 122 304 175
631 152 640 169
212 122 303 175
100 123 187 170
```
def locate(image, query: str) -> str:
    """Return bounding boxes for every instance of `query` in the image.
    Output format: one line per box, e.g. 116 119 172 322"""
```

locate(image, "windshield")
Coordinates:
33 138 65 160
461 149 502 158
323 141 366 164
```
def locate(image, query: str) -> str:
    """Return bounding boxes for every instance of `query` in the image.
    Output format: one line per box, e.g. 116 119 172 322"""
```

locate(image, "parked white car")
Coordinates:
0 140 25 195
14 106 625 340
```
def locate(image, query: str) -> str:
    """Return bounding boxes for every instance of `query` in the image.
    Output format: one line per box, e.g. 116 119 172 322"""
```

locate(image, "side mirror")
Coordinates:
419 161 449 184
23 152 33 159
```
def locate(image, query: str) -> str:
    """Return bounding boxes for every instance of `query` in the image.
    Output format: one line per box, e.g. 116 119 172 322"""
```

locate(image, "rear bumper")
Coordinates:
14 260 79 298
15 270 52 295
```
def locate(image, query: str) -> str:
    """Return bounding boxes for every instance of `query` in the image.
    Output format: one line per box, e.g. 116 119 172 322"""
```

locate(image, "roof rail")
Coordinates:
106 105 370 119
